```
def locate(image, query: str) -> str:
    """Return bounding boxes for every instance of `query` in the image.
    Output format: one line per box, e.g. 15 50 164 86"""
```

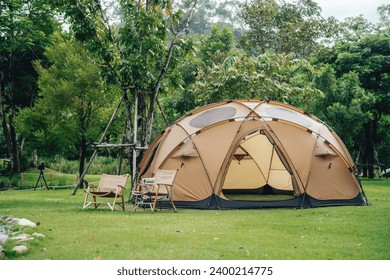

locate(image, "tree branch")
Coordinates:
72 90 126 195
144 0 198 144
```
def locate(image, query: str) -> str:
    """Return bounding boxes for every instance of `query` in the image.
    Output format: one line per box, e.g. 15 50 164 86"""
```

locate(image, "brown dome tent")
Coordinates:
137 100 368 209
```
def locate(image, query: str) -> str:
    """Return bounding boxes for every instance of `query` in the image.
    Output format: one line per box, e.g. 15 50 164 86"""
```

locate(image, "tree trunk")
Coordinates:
0 76 12 163
1 86 20 173
362 121 375 179
116 118 128 175
78 133 87 187
8 105 20 173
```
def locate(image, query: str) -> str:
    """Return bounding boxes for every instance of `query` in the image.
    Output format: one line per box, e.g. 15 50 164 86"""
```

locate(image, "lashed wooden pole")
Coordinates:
72 92 125 195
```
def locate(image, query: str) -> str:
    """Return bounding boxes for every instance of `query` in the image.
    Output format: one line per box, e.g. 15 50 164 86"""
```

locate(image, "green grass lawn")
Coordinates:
0 178 389 260
1 168 102 190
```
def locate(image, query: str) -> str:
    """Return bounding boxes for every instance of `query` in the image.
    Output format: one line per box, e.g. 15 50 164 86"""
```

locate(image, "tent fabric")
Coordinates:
137 100 368 209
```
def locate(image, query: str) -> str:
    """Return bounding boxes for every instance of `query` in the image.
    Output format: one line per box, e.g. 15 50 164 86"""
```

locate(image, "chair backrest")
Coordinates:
98 174 129 194
154 169 178 186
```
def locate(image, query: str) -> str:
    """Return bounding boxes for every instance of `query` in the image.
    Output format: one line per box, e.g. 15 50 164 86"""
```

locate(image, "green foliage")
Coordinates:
0 0 58 172
1 0 388 180
377 115 390 168
313 27 390 170
182 0 243 36
238 0 338 57
46 156 123 175
119 1 168 86
338 16 375 41
50 0 198 152
191 53 322 109
163 23 322 124
17 35 115 160
0 177 9 191
312 67 367 152
199 24 234 66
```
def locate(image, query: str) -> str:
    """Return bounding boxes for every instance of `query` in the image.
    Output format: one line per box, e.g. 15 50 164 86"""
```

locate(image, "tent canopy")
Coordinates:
137 100 368 209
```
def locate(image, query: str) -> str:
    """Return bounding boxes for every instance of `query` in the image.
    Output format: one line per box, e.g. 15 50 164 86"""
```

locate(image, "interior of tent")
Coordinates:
222 129 295 201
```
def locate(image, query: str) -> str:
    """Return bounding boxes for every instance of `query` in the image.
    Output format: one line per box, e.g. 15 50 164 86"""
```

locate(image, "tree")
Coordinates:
162 23 235 120
182 0 244 36
190 52 321 110
50 0 198 193
17 35 114 177
0 0 57 172
164 23 322 121
312 66 368 154
313 20 390 178
238 0 338 57
345 34 389 177
199 24 234 67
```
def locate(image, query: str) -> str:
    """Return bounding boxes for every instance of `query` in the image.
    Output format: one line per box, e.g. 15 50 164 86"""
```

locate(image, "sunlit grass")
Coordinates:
0 178 389 260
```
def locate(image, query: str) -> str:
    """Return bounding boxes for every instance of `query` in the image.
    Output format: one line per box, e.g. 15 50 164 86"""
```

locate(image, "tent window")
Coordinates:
265 107 313 128
189 107 236 128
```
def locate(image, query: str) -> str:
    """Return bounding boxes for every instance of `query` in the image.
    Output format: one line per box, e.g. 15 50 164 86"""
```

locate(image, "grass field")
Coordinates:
0 168 102 190
0 177 389 260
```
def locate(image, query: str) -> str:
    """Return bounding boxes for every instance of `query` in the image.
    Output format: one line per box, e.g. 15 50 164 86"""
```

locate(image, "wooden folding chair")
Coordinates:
83 174 129 211
132 169 178 212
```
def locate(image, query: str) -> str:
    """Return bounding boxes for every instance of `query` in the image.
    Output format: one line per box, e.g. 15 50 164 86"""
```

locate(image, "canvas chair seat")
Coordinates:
83 174 129 211
133 169 178 212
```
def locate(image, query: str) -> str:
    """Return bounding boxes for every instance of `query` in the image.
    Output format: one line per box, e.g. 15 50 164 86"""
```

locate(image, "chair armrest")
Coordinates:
143 182 158 193
132 183 142 193
86 184 97 192
114 185 125 195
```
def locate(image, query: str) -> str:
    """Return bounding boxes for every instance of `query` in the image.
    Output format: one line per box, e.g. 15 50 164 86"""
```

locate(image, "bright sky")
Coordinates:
303 0 388 23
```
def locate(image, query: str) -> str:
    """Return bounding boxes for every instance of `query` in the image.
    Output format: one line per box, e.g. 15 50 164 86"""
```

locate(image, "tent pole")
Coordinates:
72 92 125 195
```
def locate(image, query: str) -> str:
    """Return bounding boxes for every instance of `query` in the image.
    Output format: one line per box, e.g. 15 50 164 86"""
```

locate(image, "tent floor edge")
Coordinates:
306 193 369 207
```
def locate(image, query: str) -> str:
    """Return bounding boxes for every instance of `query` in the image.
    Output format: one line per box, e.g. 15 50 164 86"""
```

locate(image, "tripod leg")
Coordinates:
34 174 41 191
41 174 49 190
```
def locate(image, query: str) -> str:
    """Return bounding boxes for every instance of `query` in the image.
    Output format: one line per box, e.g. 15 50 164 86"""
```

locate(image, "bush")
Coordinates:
43 156 128 175
0 177 9 191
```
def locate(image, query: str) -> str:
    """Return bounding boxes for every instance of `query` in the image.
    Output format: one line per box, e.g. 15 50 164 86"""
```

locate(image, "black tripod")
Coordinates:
34 169 49 190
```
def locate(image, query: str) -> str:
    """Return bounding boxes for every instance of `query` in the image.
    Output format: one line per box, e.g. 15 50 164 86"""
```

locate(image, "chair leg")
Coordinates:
133 194 139 211
110 194 118 211
83 192 91 210
170 199 177 212
93 195 98 209
152 198 158 212
121 195 125 211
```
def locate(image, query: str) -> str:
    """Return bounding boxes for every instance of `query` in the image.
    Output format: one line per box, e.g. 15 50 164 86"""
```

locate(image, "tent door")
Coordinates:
221 129 295 201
